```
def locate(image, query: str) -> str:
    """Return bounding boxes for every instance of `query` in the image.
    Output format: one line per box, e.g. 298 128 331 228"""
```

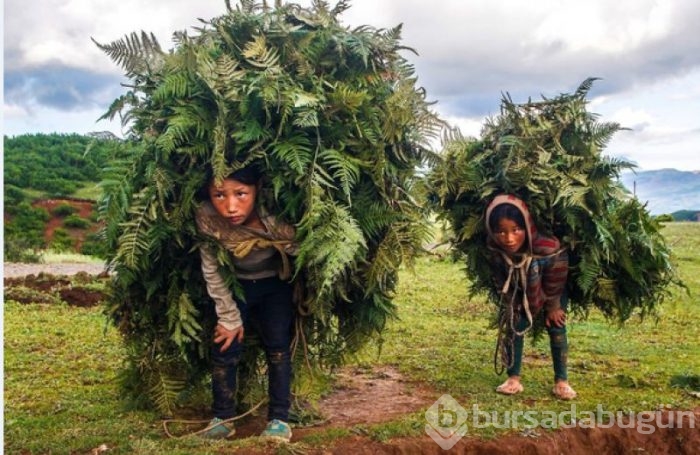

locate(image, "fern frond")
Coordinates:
147 368 187 415
242 35 280 68
167 292 203 347
92 31 164 77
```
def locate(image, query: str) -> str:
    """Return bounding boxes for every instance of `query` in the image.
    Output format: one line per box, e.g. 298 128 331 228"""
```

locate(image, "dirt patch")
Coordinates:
175 366 699 454
31 198 99 250
322 412 700 454
3 262 108 278
228 406 700 454
3 271 109 307
314 365 436 426
225 365 437 441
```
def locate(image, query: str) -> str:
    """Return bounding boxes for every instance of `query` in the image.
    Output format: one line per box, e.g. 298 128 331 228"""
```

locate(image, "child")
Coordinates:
485 194 577 400
194 165 298 441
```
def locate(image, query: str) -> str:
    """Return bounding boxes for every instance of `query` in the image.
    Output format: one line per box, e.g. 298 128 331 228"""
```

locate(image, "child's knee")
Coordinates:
267 350 290 365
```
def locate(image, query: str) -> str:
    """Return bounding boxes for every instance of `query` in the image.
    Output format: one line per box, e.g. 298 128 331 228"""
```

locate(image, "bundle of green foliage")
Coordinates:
429 78 682 331
95 0 443 413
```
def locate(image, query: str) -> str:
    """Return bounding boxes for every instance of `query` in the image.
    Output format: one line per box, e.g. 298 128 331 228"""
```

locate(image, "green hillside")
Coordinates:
3 133 128 199
3 133 136 261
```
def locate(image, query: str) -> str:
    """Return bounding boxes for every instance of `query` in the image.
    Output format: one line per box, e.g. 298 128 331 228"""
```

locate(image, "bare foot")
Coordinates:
495 376 524 395
552 381 577 400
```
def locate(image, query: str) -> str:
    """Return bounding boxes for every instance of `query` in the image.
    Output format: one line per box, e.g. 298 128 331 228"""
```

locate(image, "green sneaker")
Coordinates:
260 419 292 442
201 417 235 439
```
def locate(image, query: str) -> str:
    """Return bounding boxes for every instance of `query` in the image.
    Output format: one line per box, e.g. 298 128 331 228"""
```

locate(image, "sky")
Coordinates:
3 0 700 171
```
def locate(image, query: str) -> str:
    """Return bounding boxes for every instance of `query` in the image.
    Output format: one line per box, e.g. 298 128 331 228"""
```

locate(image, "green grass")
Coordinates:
40 251 105 264
4 223 699 453
72 183 102 201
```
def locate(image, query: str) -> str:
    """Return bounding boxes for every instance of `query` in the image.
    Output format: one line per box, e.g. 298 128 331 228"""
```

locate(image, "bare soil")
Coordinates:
4 265 699 454
32 198 100 250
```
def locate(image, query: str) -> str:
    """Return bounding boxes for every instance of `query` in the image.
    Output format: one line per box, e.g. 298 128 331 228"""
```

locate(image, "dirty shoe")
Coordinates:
261 419 292 442
201 417 235 439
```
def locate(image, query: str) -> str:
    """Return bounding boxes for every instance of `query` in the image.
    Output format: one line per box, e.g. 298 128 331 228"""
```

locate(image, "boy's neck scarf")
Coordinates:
195 204 295 280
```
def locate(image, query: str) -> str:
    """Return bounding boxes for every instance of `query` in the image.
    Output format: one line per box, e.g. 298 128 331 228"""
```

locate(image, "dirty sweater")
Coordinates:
195 201 297 331
485 194 568 315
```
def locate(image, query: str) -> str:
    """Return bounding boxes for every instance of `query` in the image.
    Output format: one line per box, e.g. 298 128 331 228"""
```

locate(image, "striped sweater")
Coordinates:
485 194 568 314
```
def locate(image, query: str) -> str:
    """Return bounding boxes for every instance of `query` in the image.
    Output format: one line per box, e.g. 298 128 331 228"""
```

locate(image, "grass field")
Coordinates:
4 223 699 454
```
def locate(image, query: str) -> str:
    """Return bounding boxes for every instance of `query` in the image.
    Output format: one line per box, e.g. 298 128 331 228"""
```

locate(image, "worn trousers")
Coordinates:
210 276 294 421
505 296 569 382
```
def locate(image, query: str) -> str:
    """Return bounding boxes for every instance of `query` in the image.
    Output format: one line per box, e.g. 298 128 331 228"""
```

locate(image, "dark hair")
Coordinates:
227 165 262 185
197 165 263 201
488 203 526 232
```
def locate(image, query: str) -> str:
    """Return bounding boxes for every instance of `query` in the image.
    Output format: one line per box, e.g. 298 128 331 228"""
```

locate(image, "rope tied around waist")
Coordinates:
491 246 566 375
492 252 532 374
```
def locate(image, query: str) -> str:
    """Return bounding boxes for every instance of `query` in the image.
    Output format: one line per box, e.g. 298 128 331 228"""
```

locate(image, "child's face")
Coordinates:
493 218 526 254
208 177 258 226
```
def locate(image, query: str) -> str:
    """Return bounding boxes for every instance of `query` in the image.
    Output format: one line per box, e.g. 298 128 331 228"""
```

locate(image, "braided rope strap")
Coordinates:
491 247 567 374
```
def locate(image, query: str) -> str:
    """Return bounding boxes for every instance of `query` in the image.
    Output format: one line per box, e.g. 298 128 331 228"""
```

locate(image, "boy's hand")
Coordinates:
545 308 566 328
214 324 244 352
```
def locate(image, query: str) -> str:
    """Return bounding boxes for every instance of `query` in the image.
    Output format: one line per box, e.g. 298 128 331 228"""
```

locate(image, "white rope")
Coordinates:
499 252 534 336
162 398 267 439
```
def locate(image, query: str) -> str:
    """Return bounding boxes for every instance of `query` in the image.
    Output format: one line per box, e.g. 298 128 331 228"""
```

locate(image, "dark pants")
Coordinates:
505 295 569 382
211 276 294 421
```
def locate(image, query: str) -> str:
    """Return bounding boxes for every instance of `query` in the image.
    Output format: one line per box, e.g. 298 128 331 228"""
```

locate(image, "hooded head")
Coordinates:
485 194 538 255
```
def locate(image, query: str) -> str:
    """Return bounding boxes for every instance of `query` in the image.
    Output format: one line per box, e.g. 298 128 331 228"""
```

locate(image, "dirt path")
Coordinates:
3 262 107 278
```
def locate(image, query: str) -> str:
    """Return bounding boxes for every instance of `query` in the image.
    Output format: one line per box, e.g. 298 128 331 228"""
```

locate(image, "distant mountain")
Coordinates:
619 169 700 215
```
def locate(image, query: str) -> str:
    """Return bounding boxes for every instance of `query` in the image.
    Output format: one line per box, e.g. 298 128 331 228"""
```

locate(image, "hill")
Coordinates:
3 133 131 261
3 133 120 197
619 169 700 216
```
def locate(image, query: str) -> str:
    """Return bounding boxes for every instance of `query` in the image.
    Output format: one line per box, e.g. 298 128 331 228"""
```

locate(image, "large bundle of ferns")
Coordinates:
429 78 682 333
96 0 443 413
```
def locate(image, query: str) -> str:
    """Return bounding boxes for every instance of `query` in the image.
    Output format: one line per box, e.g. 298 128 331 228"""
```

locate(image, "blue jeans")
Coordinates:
210 276 294 421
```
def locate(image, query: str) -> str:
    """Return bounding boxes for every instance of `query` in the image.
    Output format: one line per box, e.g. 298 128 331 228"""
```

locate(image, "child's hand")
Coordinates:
214 324 245 352
545 308 566 328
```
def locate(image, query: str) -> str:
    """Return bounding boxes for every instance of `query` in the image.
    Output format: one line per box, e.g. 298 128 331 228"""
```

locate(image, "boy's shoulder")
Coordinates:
261 214 296 241
531 233 561 256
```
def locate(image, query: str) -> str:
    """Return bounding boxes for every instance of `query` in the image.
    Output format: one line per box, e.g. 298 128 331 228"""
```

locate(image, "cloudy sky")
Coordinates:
4 0 700 171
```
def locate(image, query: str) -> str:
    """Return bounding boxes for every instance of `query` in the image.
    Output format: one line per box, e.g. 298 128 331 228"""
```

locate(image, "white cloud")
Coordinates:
605 107 654 130
442 115 483 139
4 103 123 137
4 0 700 170
531 0 673 53
6 0 228 73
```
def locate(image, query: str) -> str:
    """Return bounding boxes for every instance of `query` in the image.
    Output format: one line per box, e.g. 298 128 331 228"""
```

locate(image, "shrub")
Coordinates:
4 185 26 214
52 203 78 217
63 215 91 229
654 214 674 222
4 202 50 251
50 228 74 252
80 232 109 259
3 237 44 263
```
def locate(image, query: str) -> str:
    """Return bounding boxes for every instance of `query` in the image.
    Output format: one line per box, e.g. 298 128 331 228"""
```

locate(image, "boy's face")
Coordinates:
493 218 526 254
208 177 258 226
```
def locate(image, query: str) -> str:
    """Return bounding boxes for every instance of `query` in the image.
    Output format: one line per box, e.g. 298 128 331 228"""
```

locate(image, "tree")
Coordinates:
4 202 50 261
95 0 444 413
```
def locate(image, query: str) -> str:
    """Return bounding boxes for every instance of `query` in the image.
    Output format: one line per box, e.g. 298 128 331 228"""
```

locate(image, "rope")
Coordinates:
225 237 294 280
196 205 297 280
162 397 266 439
491 247 566 374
